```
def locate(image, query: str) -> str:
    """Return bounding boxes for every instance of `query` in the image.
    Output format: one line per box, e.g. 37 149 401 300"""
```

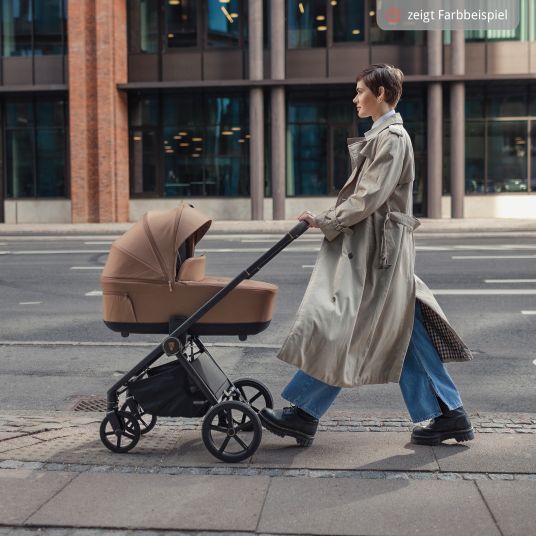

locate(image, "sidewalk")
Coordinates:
1 410 535 535
1 217 536 237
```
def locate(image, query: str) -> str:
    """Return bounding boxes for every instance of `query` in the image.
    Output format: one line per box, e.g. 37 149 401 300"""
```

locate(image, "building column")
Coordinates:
249 0 264 220
68 0 129 223
427 30 443 219
270 0 286 220
450 30 465 218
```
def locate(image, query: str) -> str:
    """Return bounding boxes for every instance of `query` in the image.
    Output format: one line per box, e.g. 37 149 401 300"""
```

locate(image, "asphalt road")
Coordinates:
0 231 535 415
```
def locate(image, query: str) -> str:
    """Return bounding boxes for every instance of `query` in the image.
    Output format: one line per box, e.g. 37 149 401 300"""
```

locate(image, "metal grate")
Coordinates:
71 396 108 412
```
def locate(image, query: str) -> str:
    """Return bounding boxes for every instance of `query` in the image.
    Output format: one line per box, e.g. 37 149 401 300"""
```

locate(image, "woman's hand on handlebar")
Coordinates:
297 210 319 228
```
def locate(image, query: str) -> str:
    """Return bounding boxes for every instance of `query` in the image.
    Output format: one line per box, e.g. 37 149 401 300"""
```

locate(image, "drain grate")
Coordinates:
71 396 107 412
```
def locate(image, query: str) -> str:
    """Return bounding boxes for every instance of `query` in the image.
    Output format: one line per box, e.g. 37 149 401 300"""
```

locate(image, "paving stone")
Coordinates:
250 432 439 472
0 469 76 525
258 477 500 535
433 434 536 474
27 472 270 531
477 480 536 536
0 436 43 454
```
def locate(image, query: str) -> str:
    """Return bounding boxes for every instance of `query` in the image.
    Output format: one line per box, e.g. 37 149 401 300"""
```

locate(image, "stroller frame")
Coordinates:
100 221 310 462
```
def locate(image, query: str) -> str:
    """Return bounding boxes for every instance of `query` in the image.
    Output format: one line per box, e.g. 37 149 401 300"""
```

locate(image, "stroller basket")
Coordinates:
128 360 209 418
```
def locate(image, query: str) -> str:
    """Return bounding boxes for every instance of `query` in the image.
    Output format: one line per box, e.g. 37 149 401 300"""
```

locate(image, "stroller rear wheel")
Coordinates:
100 410 141 453
231 378 273 432
202 400 262 463
121 397 157 435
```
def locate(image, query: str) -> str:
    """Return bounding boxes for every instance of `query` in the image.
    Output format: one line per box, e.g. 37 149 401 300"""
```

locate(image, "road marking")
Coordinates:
85 290 102 296
197 247 320 253
485 279 536 284
84 241 113 245
71 266 104 270
522 311 536 315
432 289 536 295
241 238 321 243
0 250 109 255
19 301 42 305
419 245 536 251
452 255 536 260
0 340 280 349
302 265 314 269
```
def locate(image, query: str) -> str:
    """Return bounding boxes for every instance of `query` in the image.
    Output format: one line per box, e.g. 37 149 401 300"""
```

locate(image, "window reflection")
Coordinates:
165 0 197 49
128 0 159 54
333 0 365 43
207 0 242 48
129 93 250 197
287 0 326 49
488 122 528 193
5 97 67 198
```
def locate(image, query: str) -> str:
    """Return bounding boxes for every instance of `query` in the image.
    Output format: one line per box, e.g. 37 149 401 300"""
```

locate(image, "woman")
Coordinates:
259 64 474 447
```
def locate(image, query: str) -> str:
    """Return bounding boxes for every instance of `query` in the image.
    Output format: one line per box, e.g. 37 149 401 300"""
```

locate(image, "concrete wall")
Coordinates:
4 200 72 223
441 195 536 219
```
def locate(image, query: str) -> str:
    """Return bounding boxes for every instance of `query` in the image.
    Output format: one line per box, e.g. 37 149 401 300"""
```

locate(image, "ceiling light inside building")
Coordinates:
168 33 174 38
222 131 234 135
219 0 230 3
192 154 200 158
179 142 190 147
168 0 180 5
133 136 142 141
369 10 375 16
317 25 327 31
195 147 203 151
221 6 234 23
298 3 305 14
231 127 241 131
173 135 182 140
238 139 246 143
316 15 326 21
245 134 251 138
331 0 337 5
352 29 361 35
192 137 203 141
231 13 239 18
179 131 188 136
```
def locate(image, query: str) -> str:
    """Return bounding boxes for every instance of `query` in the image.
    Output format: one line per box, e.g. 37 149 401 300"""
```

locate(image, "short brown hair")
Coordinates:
356 64 404 107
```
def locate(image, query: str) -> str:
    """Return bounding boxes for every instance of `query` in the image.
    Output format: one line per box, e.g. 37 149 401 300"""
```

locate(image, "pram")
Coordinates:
99 203 309 462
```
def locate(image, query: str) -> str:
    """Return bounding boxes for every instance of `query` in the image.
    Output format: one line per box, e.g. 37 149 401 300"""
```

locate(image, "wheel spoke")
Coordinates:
218 435 231 453
104 431 116 437
209 425 228 433
226 409 234 430
138 416 148 426
237 386 247 401
233 434 248 450
236 421 253 432
249 391 263 404
117 435 122 449
123 431 136 440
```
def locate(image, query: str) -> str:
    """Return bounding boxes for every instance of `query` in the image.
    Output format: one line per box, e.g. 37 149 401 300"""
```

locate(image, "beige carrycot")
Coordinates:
101 203 278 337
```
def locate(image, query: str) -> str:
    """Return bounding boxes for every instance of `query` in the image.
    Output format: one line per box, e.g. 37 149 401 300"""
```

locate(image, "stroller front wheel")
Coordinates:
100 410 141 453
202 400 262 463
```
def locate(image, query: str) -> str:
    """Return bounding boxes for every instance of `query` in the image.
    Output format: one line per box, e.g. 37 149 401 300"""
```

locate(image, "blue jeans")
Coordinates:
281 300 463 422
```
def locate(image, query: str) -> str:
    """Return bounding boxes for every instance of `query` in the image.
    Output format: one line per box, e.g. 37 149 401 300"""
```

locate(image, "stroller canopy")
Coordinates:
102 203 212 285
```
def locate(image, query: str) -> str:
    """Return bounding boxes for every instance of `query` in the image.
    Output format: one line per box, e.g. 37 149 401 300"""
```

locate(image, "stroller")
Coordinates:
99 203 309 462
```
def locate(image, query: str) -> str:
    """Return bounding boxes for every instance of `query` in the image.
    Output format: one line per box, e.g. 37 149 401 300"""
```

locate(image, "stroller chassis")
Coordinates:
100 221 309 462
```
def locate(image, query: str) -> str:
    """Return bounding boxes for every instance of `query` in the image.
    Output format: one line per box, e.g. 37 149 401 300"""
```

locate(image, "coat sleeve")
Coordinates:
314 130 405 241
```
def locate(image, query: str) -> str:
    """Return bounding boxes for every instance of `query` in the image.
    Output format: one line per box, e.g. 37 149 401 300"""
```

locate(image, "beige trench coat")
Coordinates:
276 113 472 387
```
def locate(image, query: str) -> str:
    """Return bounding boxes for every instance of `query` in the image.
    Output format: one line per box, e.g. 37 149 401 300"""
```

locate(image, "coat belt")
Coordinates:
380 211 421 269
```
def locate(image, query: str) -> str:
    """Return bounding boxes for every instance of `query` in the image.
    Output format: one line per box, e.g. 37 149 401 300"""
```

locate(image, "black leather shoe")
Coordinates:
411 406 474 446
259 406 318 446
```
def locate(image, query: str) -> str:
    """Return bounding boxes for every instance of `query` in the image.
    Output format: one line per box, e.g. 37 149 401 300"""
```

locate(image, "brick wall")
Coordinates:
68 0 129 223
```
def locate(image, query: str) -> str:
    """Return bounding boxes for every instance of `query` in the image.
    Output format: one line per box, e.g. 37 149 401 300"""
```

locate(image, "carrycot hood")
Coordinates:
101 203 212 284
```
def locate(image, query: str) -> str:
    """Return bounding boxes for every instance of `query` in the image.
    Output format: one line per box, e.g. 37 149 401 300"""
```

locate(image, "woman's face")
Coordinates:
352 80 386 121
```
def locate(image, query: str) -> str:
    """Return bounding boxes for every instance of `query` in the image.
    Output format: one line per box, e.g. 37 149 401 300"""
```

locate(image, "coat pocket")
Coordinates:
379 211 420 269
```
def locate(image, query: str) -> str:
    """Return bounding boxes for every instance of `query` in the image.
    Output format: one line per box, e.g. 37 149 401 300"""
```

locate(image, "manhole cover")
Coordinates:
71 396 107 412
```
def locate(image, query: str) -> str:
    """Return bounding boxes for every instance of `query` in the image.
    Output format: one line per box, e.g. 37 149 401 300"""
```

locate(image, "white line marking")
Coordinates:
19 302 42 305
71 266 104 270
302 265 314 269
0 250 109 255
197 247 320 253
485 279 536 284
522 311 536 315
419 245 536 251
84 241 113 245
0 340 280 349
432 289 536 295
85 290 103 296
241 238 321 243
452 255 536 260
0 242 6 246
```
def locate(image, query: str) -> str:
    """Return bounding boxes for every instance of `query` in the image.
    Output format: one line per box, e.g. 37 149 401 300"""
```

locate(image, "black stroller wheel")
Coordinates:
100 410 141 453
231 378 273 432
121 399 157 435
202 400 262 463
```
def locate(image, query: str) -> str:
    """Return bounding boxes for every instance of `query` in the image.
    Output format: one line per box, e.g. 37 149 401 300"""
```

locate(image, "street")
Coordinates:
1 231 535 414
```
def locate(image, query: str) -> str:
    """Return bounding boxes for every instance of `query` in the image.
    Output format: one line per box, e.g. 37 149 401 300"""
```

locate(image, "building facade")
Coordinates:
0 0 535 223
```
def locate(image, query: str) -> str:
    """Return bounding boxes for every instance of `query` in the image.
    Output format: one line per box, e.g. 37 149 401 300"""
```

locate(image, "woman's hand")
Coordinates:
297 210 319 228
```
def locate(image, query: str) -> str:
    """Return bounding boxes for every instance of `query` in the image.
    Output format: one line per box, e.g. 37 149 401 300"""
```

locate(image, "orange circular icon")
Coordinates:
385 6 401 24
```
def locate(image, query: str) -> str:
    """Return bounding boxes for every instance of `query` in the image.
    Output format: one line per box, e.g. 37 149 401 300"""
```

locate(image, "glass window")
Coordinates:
487 121 528 193
531 122 536 191
2 0 33 56
488 84 528 117
165 0 197 49
129 92 250 197
128 0 159 53
5 97 67 198
333 0 365 43
465 122 486 194
466 0 529 42
130 95 159 127
33 0 64 55
287 0 326 49
207 0 242 48
131 129 157 194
